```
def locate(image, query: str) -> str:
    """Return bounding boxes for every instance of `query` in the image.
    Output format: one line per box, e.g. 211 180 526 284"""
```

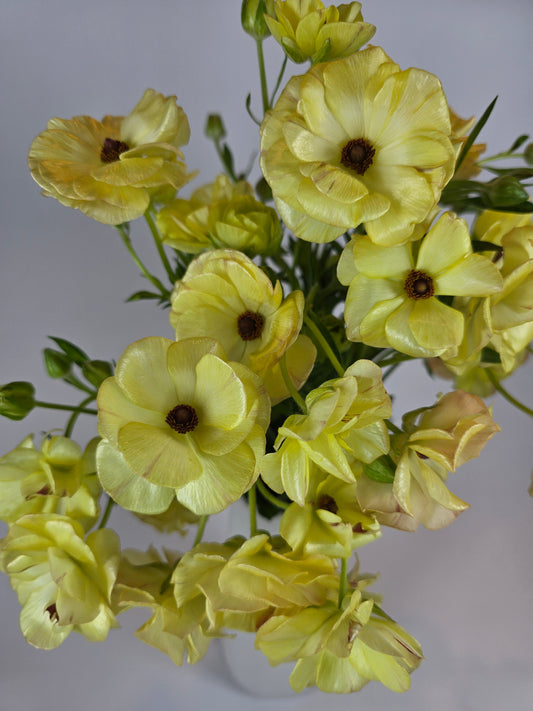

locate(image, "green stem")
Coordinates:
338 558 347 608
97 496 115 529
487 370 533 418
304 313 345 377
386 419 402 435
256 39 270 115
64 394 96 438
257 478 289 510
478 151 524 165
193 515 209 547
116 224 170 298
248 484 258 536
63 374 96 396
35 400 97 415
145 211 175 283
280 352 307 413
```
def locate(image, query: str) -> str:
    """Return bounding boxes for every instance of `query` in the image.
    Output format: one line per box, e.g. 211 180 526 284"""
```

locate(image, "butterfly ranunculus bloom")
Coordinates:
96 337 270 515
28 89 193 224
338 212 503 358
260 46 455 245
264 0 375 64
0 514 119 649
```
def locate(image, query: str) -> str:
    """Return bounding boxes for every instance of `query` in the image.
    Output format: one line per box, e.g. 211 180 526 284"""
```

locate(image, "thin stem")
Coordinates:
145 211 175 283
487 370 533 418
116 224 169 298
193 515 209 547
386 419 402 435
35 400 97 415
304 313 345 377
256 39 270 115
270 55 288 105
478 151 523 165
338 557 348 608
97 496 115 529
64 394 96 438
280 352 307 413
248 484 258 536
63 374 96 395
257 478 289 510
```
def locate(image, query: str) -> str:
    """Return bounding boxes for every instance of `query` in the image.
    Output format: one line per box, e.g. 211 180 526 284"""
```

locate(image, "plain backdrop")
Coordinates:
0 1 532 710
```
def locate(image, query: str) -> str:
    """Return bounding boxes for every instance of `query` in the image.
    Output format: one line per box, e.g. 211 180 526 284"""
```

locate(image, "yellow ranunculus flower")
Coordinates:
156 174 282 255
28 89 193 224
169 250 315 400
339 212 503 358
0 434 100 530
260 46 455 245
261 360 391 504
264 0 375 64
97 337 270 515
357 390 500 530
0 514 119 649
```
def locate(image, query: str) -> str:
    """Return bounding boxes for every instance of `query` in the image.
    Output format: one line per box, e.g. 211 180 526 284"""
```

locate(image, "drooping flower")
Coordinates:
0 434 100 530
261 359 391 504
28 89 193 224
96 337 270 515
156 174 282 255
357 390 500 530
264 0 375 64
0 514 119 649
169 249 316 402
338 212 503 358
260 46 455 245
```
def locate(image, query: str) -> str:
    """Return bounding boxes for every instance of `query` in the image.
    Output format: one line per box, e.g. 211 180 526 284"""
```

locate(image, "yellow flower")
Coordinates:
0 514 119 649
449 109 486 179
97 337 270 515
261 359 391 504
264 0 375 64
260 46 455 245
357 390 500 530
338 212 503 358
134 499 199 535
28 89 193 224
169 249 315 401
156 174 282 255
0 434 100 530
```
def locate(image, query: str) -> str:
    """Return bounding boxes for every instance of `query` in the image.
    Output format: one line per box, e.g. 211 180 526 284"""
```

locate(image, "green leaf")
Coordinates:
509 134 530 152
48 337 88 366
454 96 498 175
43 348 72 378
363 455 396 484
471 240 504 257
306 309 345 370
125 290 164 302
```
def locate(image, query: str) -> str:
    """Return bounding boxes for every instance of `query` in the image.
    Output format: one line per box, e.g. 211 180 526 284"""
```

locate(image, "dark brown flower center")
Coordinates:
166 404 199 433
340 138 375 175
404 270 435 300
45 603 59 623
237 311 264 341
100 137 130 163
317 494 338 515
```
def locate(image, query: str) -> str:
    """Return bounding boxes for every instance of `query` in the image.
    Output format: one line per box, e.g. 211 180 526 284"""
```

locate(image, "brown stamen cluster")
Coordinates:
317 494 339 515
237 311 265 341
100 137 130 163
166 404 199 433
340 138 375 175
404 270 435 300
46 603 59 623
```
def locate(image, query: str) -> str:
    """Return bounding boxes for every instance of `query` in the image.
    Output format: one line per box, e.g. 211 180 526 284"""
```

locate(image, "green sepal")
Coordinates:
48 337 88 366
363 455 396 484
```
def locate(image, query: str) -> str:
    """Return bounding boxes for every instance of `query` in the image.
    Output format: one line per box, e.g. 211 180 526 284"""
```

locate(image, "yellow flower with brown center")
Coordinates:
264 0 375 64
28 89 193 224
260 46 455 245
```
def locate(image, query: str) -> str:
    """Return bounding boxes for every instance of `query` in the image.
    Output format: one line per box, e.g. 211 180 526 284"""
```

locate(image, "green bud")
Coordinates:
0 381 36 420
43 348 72 379
81 360 113 388
241 0 274 40
205 113 226 141
524 142 533 166
486 176 529 207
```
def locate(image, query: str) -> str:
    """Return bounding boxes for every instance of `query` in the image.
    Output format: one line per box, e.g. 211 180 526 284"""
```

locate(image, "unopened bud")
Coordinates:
524 142 533 166
241 0 274 40
43 348 72 379
82 360 113 388
487 176 529 207
0 381 35 420
205 114 226 141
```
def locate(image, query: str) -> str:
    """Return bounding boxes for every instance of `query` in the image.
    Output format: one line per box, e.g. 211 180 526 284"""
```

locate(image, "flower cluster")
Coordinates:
1 0 531 698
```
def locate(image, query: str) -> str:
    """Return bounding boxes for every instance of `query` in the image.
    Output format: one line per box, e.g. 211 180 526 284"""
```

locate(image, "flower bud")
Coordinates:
0 381 35 420
524 142 533 166
43 348 72 379
204 113 226 141
487 176 529 207
81 359 113 388
241 0 274 40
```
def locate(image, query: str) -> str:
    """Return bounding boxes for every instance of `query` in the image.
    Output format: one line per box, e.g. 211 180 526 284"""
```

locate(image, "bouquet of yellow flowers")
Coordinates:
1 0 532 698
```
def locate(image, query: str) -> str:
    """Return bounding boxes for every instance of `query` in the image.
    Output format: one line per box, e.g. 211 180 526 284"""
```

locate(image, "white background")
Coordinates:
0 1 532 709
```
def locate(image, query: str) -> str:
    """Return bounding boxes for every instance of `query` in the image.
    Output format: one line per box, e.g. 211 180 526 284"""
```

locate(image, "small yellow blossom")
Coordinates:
0 514 119 649
28 89 193 224
338 212 503 358
264 1 375 64
97 337 270 515
157 174 282 255
260 46 455 245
